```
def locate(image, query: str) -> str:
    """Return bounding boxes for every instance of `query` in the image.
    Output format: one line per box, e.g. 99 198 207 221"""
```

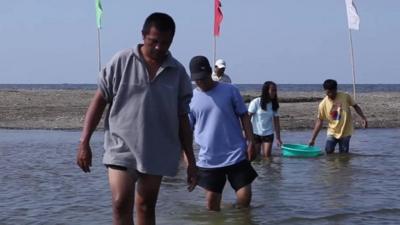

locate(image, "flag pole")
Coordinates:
345 0 360 100
97 28 102 71
348 29 357 100
213 36 216 66
213 0 223 66
95 0 103 72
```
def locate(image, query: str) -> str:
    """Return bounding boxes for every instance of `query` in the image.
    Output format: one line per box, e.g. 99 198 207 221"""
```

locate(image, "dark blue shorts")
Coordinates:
254 134 274 144
197 160 258 194
325 135 351 154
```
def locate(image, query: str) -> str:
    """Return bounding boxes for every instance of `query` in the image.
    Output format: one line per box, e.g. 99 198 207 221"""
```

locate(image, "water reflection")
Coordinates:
319 154 354 210
182 206 259 225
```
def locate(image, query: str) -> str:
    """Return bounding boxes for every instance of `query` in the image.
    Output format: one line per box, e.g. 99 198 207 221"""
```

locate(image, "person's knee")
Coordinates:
135 191 159 215
108 167 136 215
135 174 162 212
136 201 156 215
325 148 335 154
339 137 351 153
339 147 349 153
325 142 336 154
206 192 221 211
236 185 252 207
237 197 251 208
325 137 338 154
262 143 273 156
136 195 157 207
112 193 132 214
207 201 221 211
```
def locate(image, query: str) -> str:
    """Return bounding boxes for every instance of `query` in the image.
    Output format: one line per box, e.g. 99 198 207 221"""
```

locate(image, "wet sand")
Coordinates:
0 90 399 130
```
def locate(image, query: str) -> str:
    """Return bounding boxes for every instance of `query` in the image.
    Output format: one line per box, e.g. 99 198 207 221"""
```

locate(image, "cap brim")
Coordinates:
191 71 210 81
215 64 225 69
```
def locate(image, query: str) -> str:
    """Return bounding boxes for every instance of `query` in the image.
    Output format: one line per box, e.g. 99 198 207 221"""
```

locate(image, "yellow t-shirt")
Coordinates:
318 92 356 138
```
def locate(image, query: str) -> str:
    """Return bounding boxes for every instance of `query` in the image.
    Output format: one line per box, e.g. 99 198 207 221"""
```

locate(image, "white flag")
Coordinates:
345 0 360 30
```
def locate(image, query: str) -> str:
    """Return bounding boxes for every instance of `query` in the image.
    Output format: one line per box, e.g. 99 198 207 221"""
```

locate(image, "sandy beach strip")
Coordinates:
0 89 399 130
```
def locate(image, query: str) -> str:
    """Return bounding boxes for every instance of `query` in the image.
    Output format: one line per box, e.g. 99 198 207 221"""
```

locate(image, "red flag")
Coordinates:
214 0 223 36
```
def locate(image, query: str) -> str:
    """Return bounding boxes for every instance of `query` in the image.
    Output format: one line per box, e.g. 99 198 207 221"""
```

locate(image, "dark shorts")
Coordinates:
254 134 274 144
197 160 258 194
105 164 139 179
106 164 127 171
325 135 351 154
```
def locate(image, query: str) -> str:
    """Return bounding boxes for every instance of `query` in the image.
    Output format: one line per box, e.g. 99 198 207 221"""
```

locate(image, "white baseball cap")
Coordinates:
215 59 226 69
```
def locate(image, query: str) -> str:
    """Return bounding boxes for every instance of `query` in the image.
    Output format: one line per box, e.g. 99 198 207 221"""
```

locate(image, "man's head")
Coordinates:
323 79 338 100
190 56 214 91
141 12 175 61
214 59 226 77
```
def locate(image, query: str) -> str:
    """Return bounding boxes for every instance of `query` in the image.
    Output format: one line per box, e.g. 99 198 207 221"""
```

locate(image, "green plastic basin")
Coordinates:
282 144 322 157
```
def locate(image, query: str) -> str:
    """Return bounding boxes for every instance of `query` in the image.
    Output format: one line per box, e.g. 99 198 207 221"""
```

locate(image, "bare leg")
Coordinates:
235 184 252 208
108 168 137 225
135 173 162 225
262 142 273 158
206 191 222 211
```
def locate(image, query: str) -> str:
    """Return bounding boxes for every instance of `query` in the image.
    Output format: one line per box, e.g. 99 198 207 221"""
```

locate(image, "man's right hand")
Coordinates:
77 142 92 173
186 163 197 192
308 140 315 146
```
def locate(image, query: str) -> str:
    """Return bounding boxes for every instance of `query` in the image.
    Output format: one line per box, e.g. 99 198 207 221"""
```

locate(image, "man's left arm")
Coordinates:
352 104 368 128
240 113 256 161
176 66 197 191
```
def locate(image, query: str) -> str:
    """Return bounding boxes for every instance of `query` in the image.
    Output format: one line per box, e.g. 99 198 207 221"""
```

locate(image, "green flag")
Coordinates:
95 0 103 29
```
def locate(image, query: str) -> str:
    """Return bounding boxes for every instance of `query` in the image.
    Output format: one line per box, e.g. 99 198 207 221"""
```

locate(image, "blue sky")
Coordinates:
1 0 399 84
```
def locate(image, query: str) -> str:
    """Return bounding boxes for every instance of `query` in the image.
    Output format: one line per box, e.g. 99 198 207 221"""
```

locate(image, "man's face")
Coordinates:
195 78 213 92
215 67 225 76
325 89 337 100
142 26 173 61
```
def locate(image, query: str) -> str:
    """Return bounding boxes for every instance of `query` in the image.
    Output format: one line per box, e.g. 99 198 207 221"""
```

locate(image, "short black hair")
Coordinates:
323 79 337 90
142 12 175 37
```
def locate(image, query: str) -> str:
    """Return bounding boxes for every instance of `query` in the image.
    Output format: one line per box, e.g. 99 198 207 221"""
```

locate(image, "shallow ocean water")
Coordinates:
0 128 399 225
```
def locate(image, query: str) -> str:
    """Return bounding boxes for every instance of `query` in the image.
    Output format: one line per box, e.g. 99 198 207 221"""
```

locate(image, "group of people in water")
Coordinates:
76 12 368 225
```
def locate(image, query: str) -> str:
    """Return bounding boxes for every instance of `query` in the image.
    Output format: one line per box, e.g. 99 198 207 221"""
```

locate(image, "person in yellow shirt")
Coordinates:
308 79 367 154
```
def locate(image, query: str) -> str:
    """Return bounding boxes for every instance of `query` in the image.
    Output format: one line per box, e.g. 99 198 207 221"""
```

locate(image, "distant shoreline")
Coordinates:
1 89 399 130
2 83 400 93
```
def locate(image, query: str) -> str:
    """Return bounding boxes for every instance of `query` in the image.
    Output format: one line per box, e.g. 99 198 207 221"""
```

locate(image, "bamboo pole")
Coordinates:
348 29 357 100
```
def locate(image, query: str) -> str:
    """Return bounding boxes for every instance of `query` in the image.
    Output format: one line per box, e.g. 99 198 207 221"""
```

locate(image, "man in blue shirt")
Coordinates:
188 55 257 211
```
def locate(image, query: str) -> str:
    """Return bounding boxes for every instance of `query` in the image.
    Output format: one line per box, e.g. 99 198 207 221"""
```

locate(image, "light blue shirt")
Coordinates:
248 97 279 136
189 83 247 168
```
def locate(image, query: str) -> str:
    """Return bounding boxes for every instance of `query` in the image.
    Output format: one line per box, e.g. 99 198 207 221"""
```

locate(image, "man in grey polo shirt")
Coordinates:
76 12 197 225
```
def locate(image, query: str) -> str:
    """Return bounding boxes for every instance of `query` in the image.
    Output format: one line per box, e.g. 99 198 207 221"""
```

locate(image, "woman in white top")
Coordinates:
248 81 282 158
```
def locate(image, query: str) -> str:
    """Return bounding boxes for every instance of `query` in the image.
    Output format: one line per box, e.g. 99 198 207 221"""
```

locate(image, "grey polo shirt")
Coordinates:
98 45 193 176
211 72 232 83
